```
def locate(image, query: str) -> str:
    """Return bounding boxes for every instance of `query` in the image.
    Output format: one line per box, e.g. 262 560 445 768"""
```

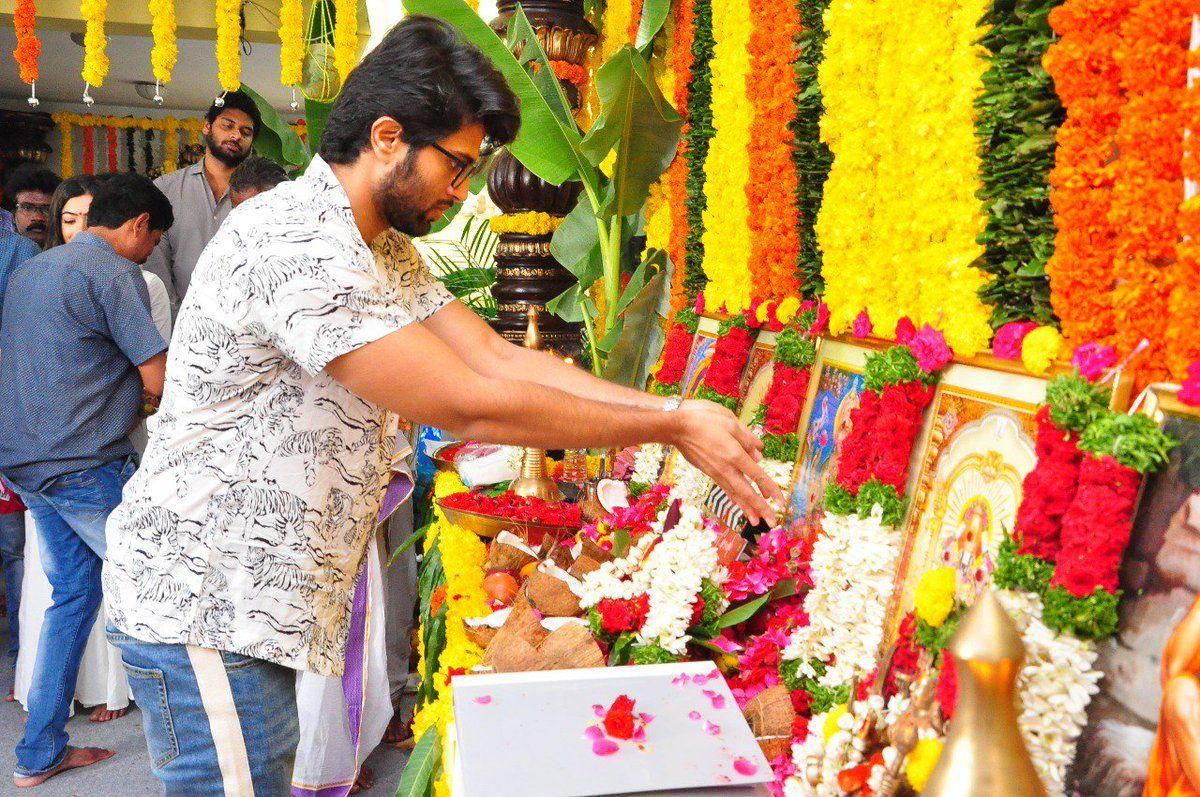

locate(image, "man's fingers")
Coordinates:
715 465 775 528
741 453 786 510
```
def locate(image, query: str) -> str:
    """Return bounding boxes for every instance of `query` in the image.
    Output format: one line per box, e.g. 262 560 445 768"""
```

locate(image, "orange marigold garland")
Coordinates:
745 0 801 301
13 0 40 104
667 0 696 311
1169 47 1200 379
1043 0 1131 348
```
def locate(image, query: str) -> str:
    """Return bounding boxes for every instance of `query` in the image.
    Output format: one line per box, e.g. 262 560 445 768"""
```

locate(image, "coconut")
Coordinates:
502 593 549 647
464 608 511 649
482 627 541 673
743 684 796 738
568 554 602 580
535 622 605 670
597 479 630 513
524 561 585 617
579 536 615 564
485 531 538 575
757 736 792 761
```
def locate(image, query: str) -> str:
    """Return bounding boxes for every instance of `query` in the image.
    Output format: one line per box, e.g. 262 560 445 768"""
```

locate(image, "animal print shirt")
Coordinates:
103 156 454 676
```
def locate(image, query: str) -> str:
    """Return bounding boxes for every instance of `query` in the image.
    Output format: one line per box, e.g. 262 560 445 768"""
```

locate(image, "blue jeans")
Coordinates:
11 456 135 777
0 510 24 660
107 627 299 796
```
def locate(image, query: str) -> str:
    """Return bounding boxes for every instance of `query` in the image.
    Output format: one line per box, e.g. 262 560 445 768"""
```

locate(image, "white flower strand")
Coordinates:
762 457 796 495
784 696 884 797
631 443 667 484
669 456 714 507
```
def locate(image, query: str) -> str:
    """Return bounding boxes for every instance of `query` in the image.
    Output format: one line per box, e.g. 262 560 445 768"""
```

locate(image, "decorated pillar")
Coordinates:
487 0 596 358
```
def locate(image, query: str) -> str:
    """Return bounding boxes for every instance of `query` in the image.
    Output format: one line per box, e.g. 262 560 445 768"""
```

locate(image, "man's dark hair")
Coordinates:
230 155 289 195
4 164 61 207
205 90 262 136
319 16 520 165
88 173 174 232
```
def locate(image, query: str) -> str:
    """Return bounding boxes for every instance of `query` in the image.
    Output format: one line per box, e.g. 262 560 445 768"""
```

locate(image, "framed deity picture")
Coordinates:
1070 386 1200 796
737 331 778 425
679 316 723 400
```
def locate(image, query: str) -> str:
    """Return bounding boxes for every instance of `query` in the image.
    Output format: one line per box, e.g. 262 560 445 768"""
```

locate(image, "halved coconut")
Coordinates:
540 616 589 633
757 736 792 761
568 554 602 580
464 608 511 649
579 536 615 564
524 561 585 618
534 622 605 670
485 531 538 574
743 684 796 738
482 626 541 673
597 479 630 513
502 593 549 647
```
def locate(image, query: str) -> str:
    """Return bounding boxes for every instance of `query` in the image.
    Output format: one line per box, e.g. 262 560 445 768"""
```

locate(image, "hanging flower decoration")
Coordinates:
666 0 695 310
334 0 358 83
794 0 833 299
13 0 40 106
279 0 304 88
649 307 700 396
695 315 757 411
215 0 242 94
80 0 108 103
148 0 177 103
681 0 715 301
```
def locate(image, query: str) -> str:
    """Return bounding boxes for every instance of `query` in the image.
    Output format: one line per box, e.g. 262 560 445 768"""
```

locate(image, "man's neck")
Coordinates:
203 154 235 200
329 161 389 245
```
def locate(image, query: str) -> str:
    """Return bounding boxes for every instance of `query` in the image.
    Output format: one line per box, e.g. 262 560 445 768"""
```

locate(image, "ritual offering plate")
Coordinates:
437 491 583 544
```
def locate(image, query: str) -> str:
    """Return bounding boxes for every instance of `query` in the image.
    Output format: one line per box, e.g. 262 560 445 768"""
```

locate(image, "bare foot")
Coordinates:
13 746 114 788
88 706 127 723
349 764 376 794
383 712 411 746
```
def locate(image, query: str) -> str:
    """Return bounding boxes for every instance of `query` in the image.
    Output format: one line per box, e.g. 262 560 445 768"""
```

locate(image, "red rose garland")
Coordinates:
1013 406 1084 561
758 317 819 461
696 315 757 411
440 491 583 527
650 308 700 396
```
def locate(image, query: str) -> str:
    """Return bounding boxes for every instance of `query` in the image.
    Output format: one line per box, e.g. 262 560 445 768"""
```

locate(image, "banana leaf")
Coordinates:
242 84 311 172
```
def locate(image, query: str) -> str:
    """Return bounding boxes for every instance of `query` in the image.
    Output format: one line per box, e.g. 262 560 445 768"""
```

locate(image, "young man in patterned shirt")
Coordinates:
103 15 783 793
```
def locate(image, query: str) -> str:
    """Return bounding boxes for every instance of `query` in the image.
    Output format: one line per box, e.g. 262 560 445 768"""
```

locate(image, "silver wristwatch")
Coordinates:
661 396 683 412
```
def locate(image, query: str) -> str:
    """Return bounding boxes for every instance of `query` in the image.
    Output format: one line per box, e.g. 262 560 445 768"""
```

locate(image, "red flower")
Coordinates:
895 317 917 345
604 695 637 740
1052 453 1141 596
690 596 707 626
937 653 958 720
597 595 650 634
654 322 695 387
885 614 921 698
790 688 812 716
1014 407 1084 561
763 364 811 436
441 491 583 527
704 325 757 398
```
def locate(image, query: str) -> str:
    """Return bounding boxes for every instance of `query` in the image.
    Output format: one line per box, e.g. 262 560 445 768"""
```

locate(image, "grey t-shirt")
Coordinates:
145 158 232 310
0 231 167 490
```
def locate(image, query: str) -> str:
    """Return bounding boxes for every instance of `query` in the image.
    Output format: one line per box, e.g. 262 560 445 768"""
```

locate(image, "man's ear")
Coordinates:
132 211 152 236
369 117 406 158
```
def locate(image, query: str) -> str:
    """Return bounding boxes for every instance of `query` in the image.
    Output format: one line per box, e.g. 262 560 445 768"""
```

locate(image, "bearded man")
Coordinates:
145 90 261 313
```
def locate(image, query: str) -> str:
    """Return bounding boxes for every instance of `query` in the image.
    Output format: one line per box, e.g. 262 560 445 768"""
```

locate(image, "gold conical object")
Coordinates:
523 305 543 351
923 591 1047 797
510 446 563 502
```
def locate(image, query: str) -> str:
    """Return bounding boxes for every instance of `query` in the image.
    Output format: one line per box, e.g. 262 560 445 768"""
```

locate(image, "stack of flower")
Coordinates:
649 306 700 396
580 483 672 555
912 567 965 659
696 315 758 411
754 321 819 491
996 374 1110 593
581 496 729 663
1044 409 1177 638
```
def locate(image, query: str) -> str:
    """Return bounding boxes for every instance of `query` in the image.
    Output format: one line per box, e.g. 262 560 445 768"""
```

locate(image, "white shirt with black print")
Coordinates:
103 156 454 677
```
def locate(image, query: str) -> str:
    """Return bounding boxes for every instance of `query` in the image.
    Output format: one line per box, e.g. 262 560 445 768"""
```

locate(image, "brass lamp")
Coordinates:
510 306 563 502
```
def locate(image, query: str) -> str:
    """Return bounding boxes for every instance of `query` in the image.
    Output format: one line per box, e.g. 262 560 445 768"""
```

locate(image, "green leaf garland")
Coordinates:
792 0 833 298
683 0 716 298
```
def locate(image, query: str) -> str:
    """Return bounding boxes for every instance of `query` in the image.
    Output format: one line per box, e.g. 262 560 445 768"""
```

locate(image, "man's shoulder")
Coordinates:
153 165 193 197
3 233 39 262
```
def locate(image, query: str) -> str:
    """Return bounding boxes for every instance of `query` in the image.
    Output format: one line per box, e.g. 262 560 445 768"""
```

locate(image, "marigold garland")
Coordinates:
698 0 753 313
106 126 118 172
279 0 304 87
13 0 39 86
81 125 95 175
80 0 108 88
744 0 801 302
215 0 242 92
815 0 993 356
682 0 715 300
52 112 202 178
1170 50 1200 378
666 0 696 310
57 117 74 178
489 212 563 236
793 0 832 299
148 0 177 87
334 0 358 82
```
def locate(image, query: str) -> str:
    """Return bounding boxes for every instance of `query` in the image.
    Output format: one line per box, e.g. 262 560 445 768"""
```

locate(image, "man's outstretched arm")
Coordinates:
326 320 783 525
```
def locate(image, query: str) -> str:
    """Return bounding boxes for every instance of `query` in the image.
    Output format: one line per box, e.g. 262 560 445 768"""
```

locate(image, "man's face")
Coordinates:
107 213 163 264
203 108 256 168
13 189 52 245
373 122 485 237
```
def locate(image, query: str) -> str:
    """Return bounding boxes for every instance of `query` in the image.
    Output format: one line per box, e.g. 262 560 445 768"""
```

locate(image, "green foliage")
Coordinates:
779 659 850 713
420 215 499 320
650 380 682 397
683 0 716 299
824 482 856 516
587 607 606 639
676 307 701 334
992 534 1055 594
1080 412 1179 474
974 0 1065 328
864 347 926 392
396 727 442 797
1042 585 1121 640
775 328 818 369
243 84 312 173
916 607 962 654
695 384 739 411
631 642 681 665
417 603 448 706
793 0 833 298
1045 374 1112 433
763 433 801 463
628 481 652 500
700 579 726 626
752 404 768 427
854 479 906 526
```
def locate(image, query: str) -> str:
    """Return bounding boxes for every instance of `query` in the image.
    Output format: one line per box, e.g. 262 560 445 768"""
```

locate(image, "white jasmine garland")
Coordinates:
668 456 714 507
782 506 902 687
784 696 883 796
631 443 666 484
762 457 796 495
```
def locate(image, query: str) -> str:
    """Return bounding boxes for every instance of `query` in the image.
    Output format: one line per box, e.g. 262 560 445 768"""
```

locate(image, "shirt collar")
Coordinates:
300 156 416 263
70 230 116 255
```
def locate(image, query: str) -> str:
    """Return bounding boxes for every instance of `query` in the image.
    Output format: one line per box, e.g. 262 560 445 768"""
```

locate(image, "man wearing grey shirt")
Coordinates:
144 90 260 312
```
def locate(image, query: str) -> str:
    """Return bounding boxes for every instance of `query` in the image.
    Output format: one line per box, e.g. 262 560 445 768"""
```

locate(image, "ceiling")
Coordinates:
0 26 300 114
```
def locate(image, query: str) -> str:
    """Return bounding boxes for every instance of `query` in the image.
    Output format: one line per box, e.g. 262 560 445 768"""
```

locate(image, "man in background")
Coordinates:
229 154 289 208
4 165 60 248
0 173 171 788
145 89 260 311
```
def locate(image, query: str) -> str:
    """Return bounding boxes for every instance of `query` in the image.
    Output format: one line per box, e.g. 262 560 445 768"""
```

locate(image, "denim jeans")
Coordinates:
107 627 300 796
0 510 24 660
11 456 136 777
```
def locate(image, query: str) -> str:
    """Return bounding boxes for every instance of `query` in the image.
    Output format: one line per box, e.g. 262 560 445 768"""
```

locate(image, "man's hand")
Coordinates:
671 400 785 527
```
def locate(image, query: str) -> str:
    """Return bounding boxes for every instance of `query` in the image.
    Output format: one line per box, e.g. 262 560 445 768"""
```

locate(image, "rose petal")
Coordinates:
711 695 727 710
734 758 758 776
639 712 654 724
693 674 709 685
593 704 606 717
672 674 690 687
632 726 646 742
593 738 620 756
705 721 721 736
688 710 702 721
473 696 492 705
585 725 605 741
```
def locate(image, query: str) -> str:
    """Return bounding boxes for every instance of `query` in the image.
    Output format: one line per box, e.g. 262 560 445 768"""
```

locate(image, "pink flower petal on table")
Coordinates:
593 704 606 717
632 726 646 742
703 689 717 698
672 674 690 687
639 713 654 724
473 696 492 705
692 674 708 684
704 721 721 736
688 710 702 721
584 725 605 741
593 738 620 756
734 758 759 776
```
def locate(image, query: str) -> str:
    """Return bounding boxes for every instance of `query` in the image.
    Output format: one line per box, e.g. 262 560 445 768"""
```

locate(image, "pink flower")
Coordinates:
908 324 953 373
1181 361 1200 406
694 293 706 314
1072 342 1117 381
808 303 830 336
895 317 916 345
993 321 1037 360
852 309 873 338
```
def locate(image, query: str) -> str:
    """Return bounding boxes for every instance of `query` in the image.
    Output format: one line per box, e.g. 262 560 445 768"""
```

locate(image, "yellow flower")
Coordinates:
822 703 849 744
149 0 177 86
755 301 772 325
1021 325 1064 376
278 0 304 87
80 0 109 87
215 0 242 92
905 737 944 792
914 566 957 628
334 0 359 82
489 212 563 236
776 296 801 325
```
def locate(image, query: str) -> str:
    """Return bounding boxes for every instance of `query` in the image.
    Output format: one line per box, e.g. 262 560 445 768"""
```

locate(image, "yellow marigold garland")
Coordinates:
279 0 304 88
53 112 202 177
80 0 108 88
215 0 241 92
815 0 994 356
698 0 753 314
489 211 564 236
149 0 177 88
334 0 359 83
57 116 74 178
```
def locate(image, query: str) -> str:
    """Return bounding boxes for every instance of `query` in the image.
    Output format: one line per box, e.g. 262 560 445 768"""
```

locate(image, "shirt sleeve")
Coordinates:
144 227 177 309
101 269 169 366
374 232 455 323
141 271 174 340
249 236 426 377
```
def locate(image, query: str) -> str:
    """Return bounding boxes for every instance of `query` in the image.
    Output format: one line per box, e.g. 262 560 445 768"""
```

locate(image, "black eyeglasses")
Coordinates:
15 202 50 216
429 141 495 189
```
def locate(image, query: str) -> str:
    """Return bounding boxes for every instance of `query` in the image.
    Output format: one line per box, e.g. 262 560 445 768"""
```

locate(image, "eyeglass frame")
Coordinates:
14 201 51 216
429 141 496 189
